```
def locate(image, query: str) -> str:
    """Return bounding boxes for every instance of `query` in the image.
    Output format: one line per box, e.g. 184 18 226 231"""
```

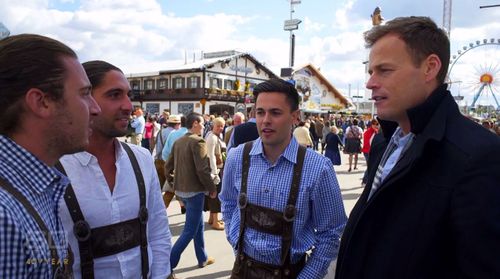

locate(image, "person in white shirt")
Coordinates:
204 117 226 230
58 60 172 279
293 121 313 147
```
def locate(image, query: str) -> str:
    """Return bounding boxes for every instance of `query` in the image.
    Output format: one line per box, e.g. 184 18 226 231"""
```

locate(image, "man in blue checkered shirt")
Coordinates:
0 34 100 278
220 78 347 278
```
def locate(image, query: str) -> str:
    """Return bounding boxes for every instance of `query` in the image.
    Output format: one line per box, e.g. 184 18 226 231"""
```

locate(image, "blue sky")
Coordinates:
1 0 499 106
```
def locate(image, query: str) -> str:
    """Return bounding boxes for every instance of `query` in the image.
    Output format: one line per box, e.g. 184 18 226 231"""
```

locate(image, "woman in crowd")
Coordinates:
142 115 154 152
324 125 343 166
361 119 379 185
204 117 226 230
344 119 363 172
293 121 313 148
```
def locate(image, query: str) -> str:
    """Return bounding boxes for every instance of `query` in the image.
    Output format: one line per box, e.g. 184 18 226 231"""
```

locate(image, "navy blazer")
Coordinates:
336 85 500 278
233 121 259 148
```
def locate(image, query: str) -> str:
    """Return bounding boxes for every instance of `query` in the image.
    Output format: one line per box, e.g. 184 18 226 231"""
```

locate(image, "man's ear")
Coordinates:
24 88 55 118
423 54 442 82
292 109 300 125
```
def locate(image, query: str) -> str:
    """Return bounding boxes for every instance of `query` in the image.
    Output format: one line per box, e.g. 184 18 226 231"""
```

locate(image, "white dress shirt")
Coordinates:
59 140 171 279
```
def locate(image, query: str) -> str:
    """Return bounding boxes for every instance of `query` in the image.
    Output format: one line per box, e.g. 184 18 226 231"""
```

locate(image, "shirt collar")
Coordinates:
379 84 448 138
69 138 125 167
250 136 300 164
0 135 65 194
390 127 414 148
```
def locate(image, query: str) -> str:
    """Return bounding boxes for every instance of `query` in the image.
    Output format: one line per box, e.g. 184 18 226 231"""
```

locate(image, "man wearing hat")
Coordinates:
155 115 181 188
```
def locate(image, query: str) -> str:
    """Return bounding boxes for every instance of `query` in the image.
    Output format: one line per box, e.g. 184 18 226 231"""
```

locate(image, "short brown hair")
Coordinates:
0 34 77 135
364 16 450 84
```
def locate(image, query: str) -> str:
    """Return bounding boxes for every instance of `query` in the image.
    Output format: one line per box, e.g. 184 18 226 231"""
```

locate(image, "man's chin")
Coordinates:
108 130 128 138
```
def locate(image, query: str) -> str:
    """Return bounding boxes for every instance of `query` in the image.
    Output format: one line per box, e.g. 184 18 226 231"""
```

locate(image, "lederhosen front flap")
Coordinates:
0 177 73 279
237 141 306 267
56 142 149 279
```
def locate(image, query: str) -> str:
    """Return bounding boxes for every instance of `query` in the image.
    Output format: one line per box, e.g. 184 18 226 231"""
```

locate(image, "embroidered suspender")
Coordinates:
56 142 149 279
237 141 306 267
0 177 73 279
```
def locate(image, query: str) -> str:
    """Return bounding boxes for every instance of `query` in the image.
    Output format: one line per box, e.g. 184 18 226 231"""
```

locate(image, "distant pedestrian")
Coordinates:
165 112 217 274
204 117 226 230
130 108 145 145
227 107 258 152
344 119 363 172
361 119 379 185
293 121 313 148
324 126 343 166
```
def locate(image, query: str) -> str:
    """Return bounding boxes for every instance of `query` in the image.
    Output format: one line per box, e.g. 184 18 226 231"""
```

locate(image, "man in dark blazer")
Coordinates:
335 16 500 278
227 107 259 152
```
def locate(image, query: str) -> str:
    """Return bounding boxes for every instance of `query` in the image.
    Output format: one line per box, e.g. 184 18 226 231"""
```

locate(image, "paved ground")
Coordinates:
167 151 366 279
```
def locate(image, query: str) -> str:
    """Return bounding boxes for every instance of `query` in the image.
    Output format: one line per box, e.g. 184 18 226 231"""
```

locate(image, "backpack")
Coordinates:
347 126 361 139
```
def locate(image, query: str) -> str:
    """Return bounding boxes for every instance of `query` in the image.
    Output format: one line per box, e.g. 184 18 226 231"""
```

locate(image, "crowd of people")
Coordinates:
1 16 499 279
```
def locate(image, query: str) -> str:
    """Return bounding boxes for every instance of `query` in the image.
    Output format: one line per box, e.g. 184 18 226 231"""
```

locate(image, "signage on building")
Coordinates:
229 65 253 74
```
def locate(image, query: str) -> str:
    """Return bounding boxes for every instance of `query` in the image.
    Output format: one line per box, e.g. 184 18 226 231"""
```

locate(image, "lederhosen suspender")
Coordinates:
0 177 73 279
56 142 149 279
237 141 306 269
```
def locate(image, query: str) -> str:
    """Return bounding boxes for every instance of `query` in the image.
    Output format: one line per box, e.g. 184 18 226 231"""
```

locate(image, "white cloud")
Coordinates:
331 0 356 30
303 17 324 33
2 0 498 107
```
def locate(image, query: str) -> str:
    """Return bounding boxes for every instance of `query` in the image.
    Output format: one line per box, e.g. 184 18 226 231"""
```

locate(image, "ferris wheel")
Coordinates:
447 38 500 110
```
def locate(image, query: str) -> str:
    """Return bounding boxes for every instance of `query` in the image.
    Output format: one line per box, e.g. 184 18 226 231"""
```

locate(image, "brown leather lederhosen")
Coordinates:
0 177 74 279
231 141 307 279
56 142 149 279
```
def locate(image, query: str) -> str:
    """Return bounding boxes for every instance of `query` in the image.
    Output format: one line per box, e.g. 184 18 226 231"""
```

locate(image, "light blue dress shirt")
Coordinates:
220 137 347 279
161 127 188 161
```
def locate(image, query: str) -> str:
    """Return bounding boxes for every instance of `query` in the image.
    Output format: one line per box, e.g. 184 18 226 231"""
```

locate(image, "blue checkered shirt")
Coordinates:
220 137 347 279
0 135 70 278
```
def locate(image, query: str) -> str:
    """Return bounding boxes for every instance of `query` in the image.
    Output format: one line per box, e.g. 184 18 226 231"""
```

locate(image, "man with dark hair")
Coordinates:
220 78 347 278
58 60 172 278
0 34 100 278
336 16 500 278
165 112 217 274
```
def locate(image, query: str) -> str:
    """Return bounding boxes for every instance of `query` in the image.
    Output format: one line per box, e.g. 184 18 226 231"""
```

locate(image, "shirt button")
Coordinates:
264 189 269 193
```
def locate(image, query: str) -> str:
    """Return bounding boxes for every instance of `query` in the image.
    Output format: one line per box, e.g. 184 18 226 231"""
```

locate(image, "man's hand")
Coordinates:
209 191 217 199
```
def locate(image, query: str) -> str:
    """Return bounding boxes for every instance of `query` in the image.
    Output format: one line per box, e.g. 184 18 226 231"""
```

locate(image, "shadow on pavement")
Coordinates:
186 270 232 279
336 169 365 175
342 193 362 201
341 185 365 192
168 220 225 237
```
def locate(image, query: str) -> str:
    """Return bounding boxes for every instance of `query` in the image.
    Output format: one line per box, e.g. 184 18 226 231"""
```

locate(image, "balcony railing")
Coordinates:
131 87 248 103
